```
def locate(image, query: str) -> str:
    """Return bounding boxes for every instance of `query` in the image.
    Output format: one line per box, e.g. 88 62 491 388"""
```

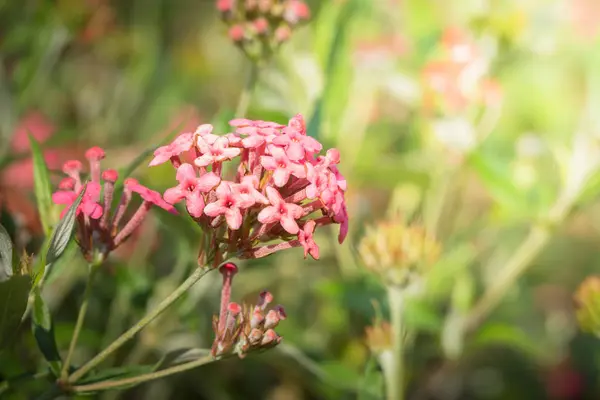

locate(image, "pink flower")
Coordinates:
194 137 241 167
164 164 221 217
125 178 177 213
272 127 322 161
260 146 306 186
257 187 303 234
149 132 194 167
284 0 310 24
305 163 330 199
52 182 103 219
240 126 279 148
204 182 254 230
298 220 319 259
233 175 268 206
334 203 349 244
217 0 234 12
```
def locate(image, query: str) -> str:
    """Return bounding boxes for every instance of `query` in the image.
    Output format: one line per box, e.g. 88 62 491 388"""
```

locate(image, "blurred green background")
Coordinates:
3 0 600 398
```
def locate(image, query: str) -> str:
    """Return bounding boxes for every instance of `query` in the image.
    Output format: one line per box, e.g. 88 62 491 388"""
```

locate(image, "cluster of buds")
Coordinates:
52 147 176 262
216 0 310 59
358 218 440 288
149 114 348 266
422 27 501 114
211 263 286 358
574 276 600 337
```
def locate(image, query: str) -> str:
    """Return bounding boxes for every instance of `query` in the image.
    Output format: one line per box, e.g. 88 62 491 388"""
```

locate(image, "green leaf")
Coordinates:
33 184 87 288
0 275 31 350
0 223 12 282
45 184 86 266
472 323 545 360
29 134 54 234
31 287 61 376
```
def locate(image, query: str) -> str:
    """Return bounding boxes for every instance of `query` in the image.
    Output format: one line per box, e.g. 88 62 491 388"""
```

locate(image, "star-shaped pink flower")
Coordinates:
163 164 221 217
298 220 319 259
260 146 306 187
233 175 268 206
257 187 303 234
272 127 322 161
149 133 194 166
204 182 254 230
194 137 241 167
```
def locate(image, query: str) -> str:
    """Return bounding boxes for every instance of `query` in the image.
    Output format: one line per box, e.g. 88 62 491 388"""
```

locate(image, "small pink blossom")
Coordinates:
234 175 268 206
164 164 221 217
298 220 319 259
195 137 241 167
149 133 194 167
260 146 306 186
204 182 254 230
258 187 303 234
272 127 322 161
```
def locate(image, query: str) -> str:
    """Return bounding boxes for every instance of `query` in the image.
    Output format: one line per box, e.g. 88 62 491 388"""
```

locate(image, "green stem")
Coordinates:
464 226 550 332
72 355 218 393
464 193 573 332
61 264 98 380
234 62 259 118
386 286 405 400
68 266 212 383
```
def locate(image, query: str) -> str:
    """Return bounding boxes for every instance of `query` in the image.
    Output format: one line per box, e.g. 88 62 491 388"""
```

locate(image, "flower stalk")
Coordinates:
72 354 219 393
60 263 100 380
235 62 259 118
386 285 405 400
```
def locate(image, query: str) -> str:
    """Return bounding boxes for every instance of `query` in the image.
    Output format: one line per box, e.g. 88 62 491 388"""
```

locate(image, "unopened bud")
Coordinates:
256 290 273 310
229 25 245 42
251 309 265 328
248 328 263 345
275 25 292 44
264 309 280 329
261 329 278 346
253 18 269 35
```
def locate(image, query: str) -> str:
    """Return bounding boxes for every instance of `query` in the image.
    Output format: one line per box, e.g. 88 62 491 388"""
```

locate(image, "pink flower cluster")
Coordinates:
52 147 175 261
217 0 310 54
150 114 348 262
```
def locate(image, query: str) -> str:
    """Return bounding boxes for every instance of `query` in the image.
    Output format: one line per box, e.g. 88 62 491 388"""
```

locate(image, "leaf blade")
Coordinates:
0 275 32 350
0 223 12 282
31 287 61 376
29 134 54 234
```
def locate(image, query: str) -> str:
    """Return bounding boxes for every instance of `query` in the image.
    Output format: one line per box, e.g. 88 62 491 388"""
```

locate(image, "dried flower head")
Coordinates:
150 115 348 267
52 147 176 262
358 219 440 288
211 263 285 358
574 276 600 336
216 0 310 60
